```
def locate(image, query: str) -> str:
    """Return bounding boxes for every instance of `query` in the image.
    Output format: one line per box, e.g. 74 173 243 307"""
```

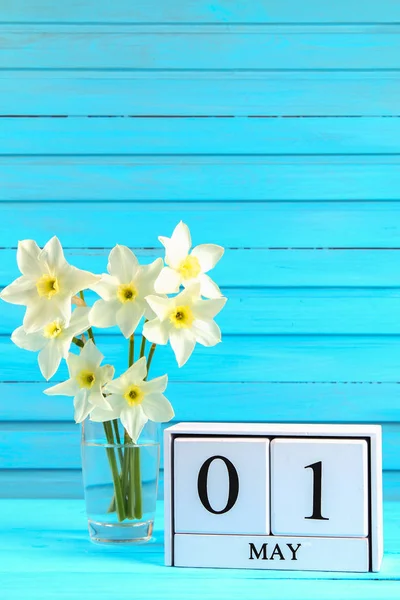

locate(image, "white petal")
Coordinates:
66 306 91 337
166 221 192 268
98 364 115 387
158 235 170 250
52 295 73 324
74 389 92 423
44 377 79 396
142 393 174 422
88 385 110 408
66 352 81 377
197 273 223 299
80 339 104 369
154 266 182 294
143 297 163 322
121 356 147 386
191 244 224 273
38 341 63 380
90 405 121 422
137 258 164 297
40 236 66 272
62 265 100 296
23 299 61 333
16 240 41 278
104 378 125 395
0 276 37 306
91 274 118 300
89 299 118 329
11 326 47 352
145 294 172 321
58 336 74 359
193 296 227 320
120 405 148 443
143 318 169 345
108 245 139 282
107 393 127 413
116 302 143 338
191 319 221 347
141 374 168 395
175 282 201 306
169 329 196 367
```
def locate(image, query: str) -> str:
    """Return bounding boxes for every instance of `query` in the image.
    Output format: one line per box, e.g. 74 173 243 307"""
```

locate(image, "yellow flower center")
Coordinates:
76 370 96 389
178 255 201 281
169 305 194 329
124 385 144 406
36 274 60 299
117 283 138 304
43 321 63 339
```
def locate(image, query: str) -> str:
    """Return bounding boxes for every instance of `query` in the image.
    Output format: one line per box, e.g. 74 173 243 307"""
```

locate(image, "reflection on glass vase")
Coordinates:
81 418 160 544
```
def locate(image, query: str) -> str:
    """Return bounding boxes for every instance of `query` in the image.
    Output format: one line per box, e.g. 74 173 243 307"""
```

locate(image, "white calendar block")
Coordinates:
271 438 368 537
174 437 270 534
174 534 369 572
164 423 383 573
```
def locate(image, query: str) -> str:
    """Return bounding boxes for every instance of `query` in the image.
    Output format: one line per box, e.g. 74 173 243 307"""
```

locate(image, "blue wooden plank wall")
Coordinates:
1 1 400 500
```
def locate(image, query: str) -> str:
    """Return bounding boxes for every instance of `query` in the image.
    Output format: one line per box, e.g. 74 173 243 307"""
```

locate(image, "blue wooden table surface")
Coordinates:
2 499 399 600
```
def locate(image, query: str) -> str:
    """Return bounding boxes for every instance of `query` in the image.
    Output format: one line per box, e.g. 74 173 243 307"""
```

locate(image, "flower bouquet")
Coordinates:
1 222 227 542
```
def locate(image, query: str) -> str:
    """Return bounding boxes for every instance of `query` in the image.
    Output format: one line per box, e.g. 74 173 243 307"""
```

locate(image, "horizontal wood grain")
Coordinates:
2 71 400 116
3 248 400 287
3 1 400 24
3 117 400 155
4 288 400 335
3 0 400 516
2 25 400 70
384 472 400 501
0 422 398 469
2 156 400 201
4 334 400 382
2 381 400 423
3 201 400 249
0 469 83 499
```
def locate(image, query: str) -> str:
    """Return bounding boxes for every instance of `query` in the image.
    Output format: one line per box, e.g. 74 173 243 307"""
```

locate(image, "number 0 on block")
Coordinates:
164 423 383 573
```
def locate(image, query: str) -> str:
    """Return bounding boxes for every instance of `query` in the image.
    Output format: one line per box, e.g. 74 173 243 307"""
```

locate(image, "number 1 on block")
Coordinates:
271 438 369 537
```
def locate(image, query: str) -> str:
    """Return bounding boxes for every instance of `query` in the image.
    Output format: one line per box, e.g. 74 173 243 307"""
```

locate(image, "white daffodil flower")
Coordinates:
44 340 114 423
0 237 99 334
11 306 91 381
91 356 174 443
89 245 163 339
154 221 224 298
143 283 227 367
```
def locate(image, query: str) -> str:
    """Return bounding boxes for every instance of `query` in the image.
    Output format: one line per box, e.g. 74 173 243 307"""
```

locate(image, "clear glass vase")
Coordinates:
81 419 160 544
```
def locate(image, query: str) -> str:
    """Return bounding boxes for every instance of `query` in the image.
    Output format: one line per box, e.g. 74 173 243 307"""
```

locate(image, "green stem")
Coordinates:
146 343 157 379
106 421 124 513
133 446 143 519
129 334 134 367
127 449 136 520
112 419 124 467
139 334 146 359
72 336 84 348
122 443 132 519
103 421 126 522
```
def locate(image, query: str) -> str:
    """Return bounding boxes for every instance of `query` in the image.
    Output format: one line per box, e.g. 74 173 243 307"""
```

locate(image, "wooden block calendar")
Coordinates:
164 423 383 573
